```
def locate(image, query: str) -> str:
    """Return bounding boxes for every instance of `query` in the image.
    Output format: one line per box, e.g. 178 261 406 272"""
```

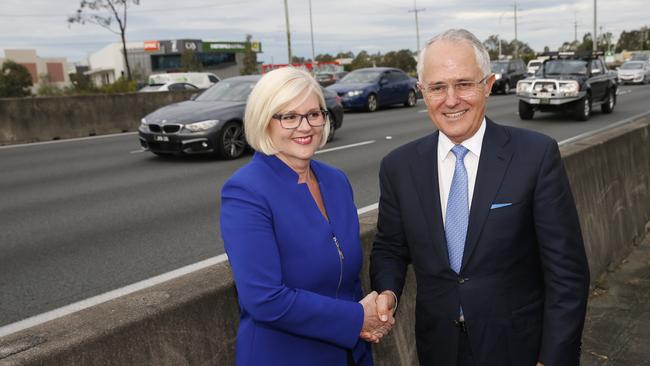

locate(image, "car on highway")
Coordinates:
138 82 199 92
138 75 344 159
617 61 650 84
516 51 617 121
326 67 418 112
315 71 348 86
490 59 526 94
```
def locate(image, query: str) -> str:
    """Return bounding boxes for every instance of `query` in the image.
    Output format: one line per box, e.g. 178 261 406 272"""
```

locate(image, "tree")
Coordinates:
240 34 258 75
615 27 650 52
0 60 33 97
291 56 307 64
336 51 354 59
381 50 416 73
315 54 335 62
68 0 140 81
181 50 203 72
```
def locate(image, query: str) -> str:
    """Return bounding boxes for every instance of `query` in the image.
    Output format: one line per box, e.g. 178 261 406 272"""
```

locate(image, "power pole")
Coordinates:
308 0 315 67
593 0 597 52
514 1 519 58
574 13 578 42
408 0 425 54
283 0 292 64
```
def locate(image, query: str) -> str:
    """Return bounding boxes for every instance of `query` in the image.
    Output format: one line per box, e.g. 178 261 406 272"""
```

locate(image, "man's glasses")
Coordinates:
418 75 490 100
272 109 328 129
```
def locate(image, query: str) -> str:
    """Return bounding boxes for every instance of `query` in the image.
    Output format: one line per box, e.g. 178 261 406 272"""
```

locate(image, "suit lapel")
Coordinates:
461 119 513 270
410 132 450 265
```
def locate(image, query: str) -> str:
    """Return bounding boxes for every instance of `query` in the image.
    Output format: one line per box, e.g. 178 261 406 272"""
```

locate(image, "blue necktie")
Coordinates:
445 145 469 274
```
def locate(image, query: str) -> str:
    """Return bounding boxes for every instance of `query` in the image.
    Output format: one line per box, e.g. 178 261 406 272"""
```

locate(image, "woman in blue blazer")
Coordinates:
220 67 390 366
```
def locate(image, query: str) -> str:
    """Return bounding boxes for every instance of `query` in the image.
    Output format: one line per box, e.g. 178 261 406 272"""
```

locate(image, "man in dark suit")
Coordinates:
370 29 590 366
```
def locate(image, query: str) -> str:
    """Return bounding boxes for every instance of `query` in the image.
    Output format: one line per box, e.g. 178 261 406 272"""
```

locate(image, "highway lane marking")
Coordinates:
0 202 383 337
130 149 145 154
4 116 648 336
0 132 138 150
316 140 375 154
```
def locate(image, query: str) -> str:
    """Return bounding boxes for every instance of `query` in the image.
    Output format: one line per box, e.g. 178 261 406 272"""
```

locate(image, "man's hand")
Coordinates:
536 363 544 366
376 290 397 322
359 291 394 343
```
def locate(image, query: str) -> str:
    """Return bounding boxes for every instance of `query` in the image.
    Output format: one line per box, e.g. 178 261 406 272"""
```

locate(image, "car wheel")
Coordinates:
574 95 591 121
404 90 417 107
518 100 534 120
503 81 510 95
217 121 247 159
366 94 378 112
601 88 616 114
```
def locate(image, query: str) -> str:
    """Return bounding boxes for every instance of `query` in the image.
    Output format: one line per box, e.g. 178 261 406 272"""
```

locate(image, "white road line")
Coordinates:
0 254 228 337
130 149 145 154
0 203 384 337
0 132 138 150
316 140 375 154
418 109 428 113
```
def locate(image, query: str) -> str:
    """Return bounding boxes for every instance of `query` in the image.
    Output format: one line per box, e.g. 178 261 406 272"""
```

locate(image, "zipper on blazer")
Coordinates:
333 234 344 298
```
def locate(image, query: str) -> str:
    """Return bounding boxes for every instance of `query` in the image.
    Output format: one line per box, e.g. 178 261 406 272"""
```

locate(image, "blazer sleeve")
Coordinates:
534 140 590 366
370 156 412 301
220 179 365 349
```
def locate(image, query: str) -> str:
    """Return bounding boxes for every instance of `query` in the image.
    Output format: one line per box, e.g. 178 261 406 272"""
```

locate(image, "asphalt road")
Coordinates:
1 84 650 327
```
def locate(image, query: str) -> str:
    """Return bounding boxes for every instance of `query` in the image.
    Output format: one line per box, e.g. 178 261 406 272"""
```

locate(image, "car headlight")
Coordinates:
346 90 363 97
558 81 579 96
494 73 502 80
140 118 147 130
184 120 219 132
517 81 532 93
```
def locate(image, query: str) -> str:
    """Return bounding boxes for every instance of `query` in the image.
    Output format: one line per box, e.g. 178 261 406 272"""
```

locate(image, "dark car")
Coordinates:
326 67 418 112
490 59 526 94
138 75 344 159
516 51 617 121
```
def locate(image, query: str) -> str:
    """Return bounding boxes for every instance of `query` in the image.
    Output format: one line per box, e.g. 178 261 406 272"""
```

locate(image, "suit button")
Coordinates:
458 277 467 284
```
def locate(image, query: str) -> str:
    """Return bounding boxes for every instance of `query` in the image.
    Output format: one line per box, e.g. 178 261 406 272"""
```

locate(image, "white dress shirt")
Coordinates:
438 118 486 227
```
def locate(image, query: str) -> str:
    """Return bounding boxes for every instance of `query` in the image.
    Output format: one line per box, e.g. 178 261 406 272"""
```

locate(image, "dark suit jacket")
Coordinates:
370 119 590 366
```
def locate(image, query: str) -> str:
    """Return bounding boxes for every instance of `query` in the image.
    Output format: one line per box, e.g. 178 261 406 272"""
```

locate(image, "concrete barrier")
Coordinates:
1 115 649 366
0 91 196 145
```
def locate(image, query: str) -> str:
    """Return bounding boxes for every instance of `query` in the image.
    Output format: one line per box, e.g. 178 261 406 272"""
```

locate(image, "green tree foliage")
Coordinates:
615 26 650 52
381 50 416 73
349 51 374 70
336 51 355 59
98 77 137 93
68 0 140 81
315 54 335 62
483 35 534 61
0 60 33 97
240 34 258 75
291 56 307 64
181 50 203 72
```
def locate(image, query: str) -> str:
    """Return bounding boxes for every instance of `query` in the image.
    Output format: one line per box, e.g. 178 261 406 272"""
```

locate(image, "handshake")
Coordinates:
358 290 396 343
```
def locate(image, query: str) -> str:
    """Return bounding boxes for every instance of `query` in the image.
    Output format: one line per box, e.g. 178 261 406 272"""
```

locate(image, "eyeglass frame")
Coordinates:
271 109 329 130
417 74 491 100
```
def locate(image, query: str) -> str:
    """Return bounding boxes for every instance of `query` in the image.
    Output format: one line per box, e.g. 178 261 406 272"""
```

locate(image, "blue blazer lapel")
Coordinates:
410 132 450 265
461 119 514 270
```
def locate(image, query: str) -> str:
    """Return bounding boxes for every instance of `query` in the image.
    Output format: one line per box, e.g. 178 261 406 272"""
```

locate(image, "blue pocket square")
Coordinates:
490 203 512 209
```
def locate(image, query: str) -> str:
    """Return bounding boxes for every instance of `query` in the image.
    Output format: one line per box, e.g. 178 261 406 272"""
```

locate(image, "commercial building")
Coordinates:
86 39 262 86
0 49 73 91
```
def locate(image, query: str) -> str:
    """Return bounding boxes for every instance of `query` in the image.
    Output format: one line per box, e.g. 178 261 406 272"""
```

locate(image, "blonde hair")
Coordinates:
245 67 330 154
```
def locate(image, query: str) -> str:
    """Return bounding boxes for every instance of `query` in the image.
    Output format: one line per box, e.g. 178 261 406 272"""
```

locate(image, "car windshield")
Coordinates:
195 79 256 102
340 70 382 84
543 60 588 75
316 73 333 80
621 62 644 70
490 61 509 73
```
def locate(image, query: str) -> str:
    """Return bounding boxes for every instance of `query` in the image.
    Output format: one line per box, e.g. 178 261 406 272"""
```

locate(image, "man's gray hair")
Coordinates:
417 29 491 81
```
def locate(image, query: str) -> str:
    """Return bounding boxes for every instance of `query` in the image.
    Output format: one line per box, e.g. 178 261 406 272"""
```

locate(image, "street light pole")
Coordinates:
593 0 597 52
283 0 292 64
309 0 315 67
408 0 425 54
514 1 519 59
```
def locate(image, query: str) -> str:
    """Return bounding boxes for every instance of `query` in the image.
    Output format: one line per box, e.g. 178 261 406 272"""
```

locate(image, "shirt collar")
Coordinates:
437 117 486 161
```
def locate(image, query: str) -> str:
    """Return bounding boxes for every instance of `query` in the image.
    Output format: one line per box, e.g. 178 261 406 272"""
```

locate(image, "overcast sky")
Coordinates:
1 0 648 65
